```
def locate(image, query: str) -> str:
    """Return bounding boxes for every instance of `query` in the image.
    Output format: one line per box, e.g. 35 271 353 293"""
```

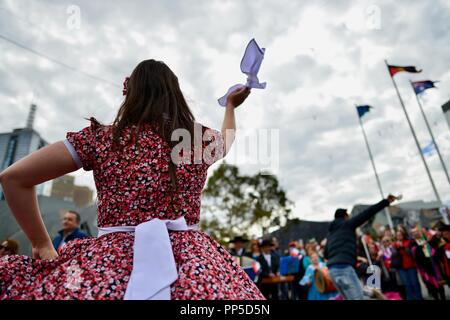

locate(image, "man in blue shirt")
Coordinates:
52 210 88 252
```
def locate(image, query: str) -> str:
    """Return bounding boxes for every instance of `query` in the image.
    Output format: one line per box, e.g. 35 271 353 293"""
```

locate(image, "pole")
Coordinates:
357 228 373 266
410 80 450 186
357 109 394 230
384 60 442 204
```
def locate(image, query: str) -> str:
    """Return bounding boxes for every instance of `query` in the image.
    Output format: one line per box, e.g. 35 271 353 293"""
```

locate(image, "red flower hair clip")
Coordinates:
122 77 130 96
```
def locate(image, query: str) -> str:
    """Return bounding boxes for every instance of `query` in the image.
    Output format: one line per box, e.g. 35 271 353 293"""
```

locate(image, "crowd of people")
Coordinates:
229 235 338 300
3 204 450 301
229 218 450 300
356 221 450 300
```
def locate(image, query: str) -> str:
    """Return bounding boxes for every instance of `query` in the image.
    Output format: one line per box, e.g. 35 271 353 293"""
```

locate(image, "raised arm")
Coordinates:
0 141 79 259
347 195 398 229
221 87 251 155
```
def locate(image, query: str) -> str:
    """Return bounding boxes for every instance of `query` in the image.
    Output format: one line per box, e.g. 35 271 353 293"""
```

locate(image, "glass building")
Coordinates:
0 104 52 199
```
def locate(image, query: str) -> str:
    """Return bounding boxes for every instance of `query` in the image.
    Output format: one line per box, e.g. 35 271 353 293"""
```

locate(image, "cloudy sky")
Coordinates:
1 0 449 221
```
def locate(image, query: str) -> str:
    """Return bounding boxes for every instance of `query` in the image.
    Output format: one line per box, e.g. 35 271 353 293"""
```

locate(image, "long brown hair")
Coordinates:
112 59 195 191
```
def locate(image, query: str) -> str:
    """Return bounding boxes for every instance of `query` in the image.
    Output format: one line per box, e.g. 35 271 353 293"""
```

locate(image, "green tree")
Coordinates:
200 162 293 243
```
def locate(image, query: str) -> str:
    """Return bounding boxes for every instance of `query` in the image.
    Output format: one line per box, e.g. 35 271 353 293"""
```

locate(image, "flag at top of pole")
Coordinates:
356 105 372 118
355 103 394 230
409 79 450 186
384 59 442 203
411 80 437 95
387 64 422 77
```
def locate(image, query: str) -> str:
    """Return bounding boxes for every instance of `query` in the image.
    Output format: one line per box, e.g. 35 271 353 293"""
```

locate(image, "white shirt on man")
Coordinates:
263 253 271 267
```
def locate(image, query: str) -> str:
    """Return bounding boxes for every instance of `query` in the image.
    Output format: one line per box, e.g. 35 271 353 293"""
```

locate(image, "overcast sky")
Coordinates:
1 0 449 221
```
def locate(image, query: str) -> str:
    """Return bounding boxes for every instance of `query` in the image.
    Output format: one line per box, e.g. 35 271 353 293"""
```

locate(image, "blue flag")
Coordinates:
356 105 372 118
421 141 435 157
412 80 437 95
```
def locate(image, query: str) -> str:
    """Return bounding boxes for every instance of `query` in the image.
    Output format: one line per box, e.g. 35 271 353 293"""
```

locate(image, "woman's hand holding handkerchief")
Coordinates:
218 38 266 106
226 86 251 108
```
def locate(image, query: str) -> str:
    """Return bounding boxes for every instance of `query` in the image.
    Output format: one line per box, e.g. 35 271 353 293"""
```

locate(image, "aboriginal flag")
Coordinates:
388 64 422 76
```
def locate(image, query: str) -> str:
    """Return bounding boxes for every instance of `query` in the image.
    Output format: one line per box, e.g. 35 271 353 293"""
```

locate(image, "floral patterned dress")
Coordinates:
0 118 265 300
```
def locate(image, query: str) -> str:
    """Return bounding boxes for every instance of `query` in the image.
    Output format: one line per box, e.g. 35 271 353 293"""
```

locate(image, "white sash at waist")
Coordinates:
98 217 199 300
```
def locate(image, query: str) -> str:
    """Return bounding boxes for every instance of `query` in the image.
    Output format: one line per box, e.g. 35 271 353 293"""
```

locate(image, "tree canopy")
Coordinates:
200 162 294 243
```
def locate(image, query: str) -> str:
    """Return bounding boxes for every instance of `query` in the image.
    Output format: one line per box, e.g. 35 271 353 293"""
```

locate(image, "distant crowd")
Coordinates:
228 220 450 300
2 209 449 301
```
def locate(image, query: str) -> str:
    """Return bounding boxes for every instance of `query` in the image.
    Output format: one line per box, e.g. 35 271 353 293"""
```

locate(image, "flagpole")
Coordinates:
409 80 450 186
384 59 442 204
357 228 373 266
357 107 394 230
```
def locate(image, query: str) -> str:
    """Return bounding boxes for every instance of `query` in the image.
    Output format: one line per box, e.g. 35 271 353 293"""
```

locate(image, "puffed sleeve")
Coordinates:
64 118 100 171
202 126 225 167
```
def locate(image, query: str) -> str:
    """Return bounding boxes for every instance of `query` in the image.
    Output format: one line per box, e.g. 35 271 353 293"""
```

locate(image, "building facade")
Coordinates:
50 175 76 201
50 175 93 207
0 127 51 199
351 200 444 232
73 185 94 207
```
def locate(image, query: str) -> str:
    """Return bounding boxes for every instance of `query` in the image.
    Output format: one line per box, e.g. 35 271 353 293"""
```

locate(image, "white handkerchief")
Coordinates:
218 38 267 106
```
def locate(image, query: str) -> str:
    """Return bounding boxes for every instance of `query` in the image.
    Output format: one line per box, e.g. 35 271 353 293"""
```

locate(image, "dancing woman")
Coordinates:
0 59 265 300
